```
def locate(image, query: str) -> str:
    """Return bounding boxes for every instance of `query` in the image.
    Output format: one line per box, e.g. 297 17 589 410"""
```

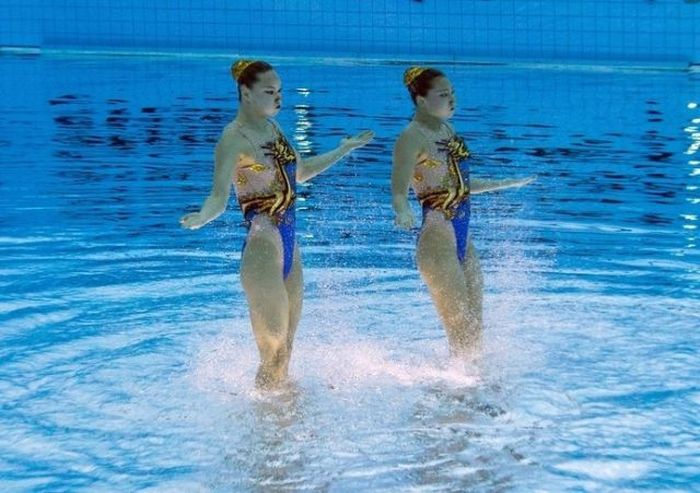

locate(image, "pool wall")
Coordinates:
1 0 698 64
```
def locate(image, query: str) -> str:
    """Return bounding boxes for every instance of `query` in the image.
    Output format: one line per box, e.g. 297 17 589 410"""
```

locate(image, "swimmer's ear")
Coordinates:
241 86 252 102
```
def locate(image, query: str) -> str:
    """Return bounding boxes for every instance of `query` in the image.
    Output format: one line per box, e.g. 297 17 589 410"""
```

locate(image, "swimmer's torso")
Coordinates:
408 120 471 218
227 120 298 220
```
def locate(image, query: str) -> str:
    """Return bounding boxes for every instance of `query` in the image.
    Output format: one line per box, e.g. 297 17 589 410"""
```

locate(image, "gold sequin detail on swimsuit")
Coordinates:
239 132 297 223
418 157 442 169
444 136 470 162
416 135 471 219
264 137 296 167
243 163 267 172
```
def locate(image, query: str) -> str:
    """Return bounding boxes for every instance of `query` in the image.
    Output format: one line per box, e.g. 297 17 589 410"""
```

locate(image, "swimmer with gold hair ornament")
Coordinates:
181 60 373 388
392 66 535 356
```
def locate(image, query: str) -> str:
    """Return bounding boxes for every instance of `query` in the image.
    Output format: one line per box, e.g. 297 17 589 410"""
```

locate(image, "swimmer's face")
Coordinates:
417 77 456 119
241 70 282 117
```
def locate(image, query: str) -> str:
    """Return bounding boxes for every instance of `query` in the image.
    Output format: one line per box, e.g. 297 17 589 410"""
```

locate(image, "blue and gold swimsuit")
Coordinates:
411 121 472 263
235 121 297 279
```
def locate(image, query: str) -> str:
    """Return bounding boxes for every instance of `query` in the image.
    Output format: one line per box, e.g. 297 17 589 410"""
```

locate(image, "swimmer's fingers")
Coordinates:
520 175 537 187
507 176 536 190
395 211 415 230
401 219 415 230
180 212 204 230
355 129 375 144
342 130 375 150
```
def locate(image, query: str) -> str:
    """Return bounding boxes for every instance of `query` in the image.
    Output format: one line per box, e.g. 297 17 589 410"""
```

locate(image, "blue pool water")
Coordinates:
1 55 699 491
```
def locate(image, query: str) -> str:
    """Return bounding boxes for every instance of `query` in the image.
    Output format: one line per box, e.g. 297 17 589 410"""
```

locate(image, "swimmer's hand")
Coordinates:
341 130 374 151
471 175 537 194
394 206 416 230
179 211 206 230
515 175 537 187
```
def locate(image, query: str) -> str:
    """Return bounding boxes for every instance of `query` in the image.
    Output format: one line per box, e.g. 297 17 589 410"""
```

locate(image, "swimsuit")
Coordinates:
235 121 297 279
411 121 472 263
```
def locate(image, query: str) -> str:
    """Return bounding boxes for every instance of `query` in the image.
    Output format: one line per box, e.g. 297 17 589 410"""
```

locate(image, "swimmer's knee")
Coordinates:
263 332 286 352
255 329 287 358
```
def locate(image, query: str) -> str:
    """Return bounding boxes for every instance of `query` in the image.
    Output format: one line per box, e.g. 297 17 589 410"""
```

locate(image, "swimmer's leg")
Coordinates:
241 232 290 389
283 245 303 376
461 240 484 352
417 222 475 356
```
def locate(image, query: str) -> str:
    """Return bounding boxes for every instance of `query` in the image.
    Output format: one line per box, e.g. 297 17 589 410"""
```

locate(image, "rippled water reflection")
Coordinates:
0 56 698 491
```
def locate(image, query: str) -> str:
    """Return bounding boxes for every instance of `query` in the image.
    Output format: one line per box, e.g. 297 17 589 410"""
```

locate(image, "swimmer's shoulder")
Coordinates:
220 121 243 144
395 121 429 155
217 121 255 158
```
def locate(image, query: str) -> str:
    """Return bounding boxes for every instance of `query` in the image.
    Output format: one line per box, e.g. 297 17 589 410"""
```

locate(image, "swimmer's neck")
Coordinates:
413 108 445 132
235 105 271 133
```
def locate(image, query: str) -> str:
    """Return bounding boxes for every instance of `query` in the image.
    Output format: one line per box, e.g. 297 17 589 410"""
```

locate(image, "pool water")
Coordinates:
0 55 698 491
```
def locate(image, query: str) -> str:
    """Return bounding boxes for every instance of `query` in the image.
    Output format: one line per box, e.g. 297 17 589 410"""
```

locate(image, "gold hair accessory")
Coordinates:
232 59 255 81
403 66 426 87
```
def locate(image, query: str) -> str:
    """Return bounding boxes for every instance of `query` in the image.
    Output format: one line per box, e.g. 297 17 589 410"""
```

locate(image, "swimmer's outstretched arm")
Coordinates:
392 131 422 230
179 137 242 230
470 176 536 195
297 130 374 183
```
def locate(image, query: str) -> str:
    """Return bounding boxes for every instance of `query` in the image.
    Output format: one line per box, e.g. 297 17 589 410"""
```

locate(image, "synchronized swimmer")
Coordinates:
392 66 534 356
180 60 373 388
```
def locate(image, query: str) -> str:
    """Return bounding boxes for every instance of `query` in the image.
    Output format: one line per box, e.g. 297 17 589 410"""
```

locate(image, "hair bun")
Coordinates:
231 59 255 82
403 66 426 87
